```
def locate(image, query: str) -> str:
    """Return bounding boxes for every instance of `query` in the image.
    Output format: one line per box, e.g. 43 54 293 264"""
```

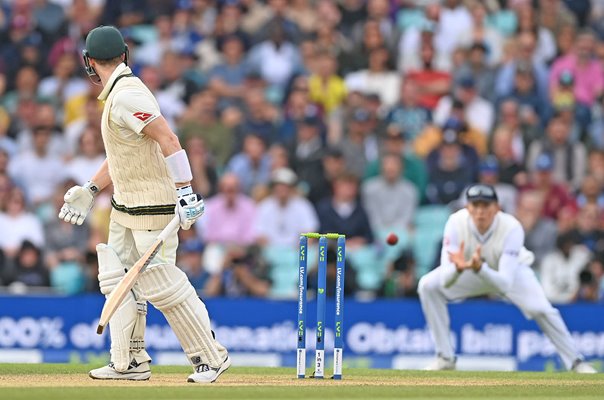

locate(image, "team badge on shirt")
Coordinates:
133 112 153 122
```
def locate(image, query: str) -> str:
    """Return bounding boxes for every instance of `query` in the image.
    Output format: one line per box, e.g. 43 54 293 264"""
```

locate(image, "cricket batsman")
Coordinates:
418 184 597 373
58 26 230 383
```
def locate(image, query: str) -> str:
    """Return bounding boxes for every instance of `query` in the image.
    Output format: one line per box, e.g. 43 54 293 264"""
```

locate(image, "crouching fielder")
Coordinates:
58 26 229 383
418 184 596 373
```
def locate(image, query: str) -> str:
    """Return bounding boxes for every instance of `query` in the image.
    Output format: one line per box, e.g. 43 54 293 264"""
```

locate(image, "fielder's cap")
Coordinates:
535 153 554 171
85 26 127 60
466 184 498 203
479 156 499 174
271 167 298 186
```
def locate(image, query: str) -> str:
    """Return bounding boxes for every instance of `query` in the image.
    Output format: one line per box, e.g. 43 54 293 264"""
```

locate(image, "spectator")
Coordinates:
362 153 419 233
66 126 105 186
177 230 210 292
568 204 604 255
549 29 604 114
340 108 379 178
515 190 558 266
386 80 432 144
308 51 348 114
185 136 219 198
179 89 234 168
289 116 325 201
3 240 50 290
501 61 551 128
226 134 272 196
520 153 577 220
344 46 400 108
540 232 591 304
0 187 45 259
405 39 452 111
526 113 587 190
200 173 257 247
379 250 417 298
453 42 497 103
235 88 279 148
254 168 318 249
204 244 271 298
433 74 494 136
576 175 604 212
425 129 476 206
44 182 89 271
495 31 549 102
316 172 373 249
247 22 302 100
365 124 428 199
514 3 557 64
457 2 505 67
306 146 347 205
208 35 249 109
8 124 67 206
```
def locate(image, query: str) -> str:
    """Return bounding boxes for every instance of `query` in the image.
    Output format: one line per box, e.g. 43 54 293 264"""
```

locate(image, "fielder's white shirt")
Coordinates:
439 209 535 292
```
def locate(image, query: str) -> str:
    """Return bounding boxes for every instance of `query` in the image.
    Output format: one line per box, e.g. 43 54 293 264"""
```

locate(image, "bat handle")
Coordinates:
157 215 181 242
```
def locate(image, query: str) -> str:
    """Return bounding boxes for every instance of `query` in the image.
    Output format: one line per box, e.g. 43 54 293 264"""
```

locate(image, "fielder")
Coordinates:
418 184 596 373
58 26 230 383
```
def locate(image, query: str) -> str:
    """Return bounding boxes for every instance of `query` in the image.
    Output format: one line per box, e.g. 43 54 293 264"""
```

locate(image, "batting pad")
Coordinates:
136 264 228 368
97 244 151 371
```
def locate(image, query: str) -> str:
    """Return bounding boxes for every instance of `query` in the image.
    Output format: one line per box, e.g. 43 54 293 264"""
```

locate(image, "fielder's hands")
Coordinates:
175 185 204 230
448 242 482 273
58 181 98 225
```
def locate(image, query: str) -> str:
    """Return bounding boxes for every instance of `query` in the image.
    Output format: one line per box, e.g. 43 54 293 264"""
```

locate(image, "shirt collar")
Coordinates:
98 63 132 101
469 211 500 244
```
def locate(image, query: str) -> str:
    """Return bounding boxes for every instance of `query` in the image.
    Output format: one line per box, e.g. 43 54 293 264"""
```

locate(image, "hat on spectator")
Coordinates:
180 238 204 254
480 156 499 175
271 168 298 186
535 153 554 171
442 117 464 133
458 75 475 89
470 42 487 53
299 115 322 127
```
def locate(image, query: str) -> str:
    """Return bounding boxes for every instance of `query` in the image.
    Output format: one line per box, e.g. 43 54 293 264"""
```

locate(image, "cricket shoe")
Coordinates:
89 360 151 380
572 360 597 374
187 356 231 383
424 355 457 371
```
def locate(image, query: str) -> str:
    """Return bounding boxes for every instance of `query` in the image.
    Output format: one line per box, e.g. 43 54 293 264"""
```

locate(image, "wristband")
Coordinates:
165 149 193 183
176 185 193 198
83 180 100 197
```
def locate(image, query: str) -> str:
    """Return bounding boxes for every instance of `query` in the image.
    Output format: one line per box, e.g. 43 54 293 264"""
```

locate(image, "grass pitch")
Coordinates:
0 364 603 400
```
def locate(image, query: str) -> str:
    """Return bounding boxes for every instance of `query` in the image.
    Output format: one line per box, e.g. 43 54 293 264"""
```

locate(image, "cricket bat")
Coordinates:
96 215 181 335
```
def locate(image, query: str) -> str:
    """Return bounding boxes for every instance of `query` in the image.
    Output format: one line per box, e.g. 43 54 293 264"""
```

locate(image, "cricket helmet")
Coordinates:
82 26 129 81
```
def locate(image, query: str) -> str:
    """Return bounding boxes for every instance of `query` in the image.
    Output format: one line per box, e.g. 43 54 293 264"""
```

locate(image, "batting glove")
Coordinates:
175 185 204 230
58 181 98 225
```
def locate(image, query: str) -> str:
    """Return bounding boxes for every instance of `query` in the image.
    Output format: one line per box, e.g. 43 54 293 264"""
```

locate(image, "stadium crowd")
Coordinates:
0 0 604 303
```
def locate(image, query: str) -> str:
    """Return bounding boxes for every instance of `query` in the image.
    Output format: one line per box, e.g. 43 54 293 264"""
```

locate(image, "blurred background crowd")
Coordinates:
1 0 604 304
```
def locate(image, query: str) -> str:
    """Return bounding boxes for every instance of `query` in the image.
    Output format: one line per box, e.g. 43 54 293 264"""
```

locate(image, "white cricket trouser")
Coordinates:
418 264 581 369
107 220 228 369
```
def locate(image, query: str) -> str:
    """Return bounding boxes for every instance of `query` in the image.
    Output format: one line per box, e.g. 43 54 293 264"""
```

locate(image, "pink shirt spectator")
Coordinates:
549 54 604 106
198 194 257 246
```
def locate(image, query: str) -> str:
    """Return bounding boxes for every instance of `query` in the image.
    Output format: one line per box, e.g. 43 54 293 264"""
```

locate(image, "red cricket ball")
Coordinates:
386 233 398 246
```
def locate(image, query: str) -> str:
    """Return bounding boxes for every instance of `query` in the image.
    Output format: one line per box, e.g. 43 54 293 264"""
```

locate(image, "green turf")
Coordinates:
0 364 603 400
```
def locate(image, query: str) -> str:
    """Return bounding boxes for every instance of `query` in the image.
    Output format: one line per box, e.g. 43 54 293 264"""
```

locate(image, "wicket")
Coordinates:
297 232 346 380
